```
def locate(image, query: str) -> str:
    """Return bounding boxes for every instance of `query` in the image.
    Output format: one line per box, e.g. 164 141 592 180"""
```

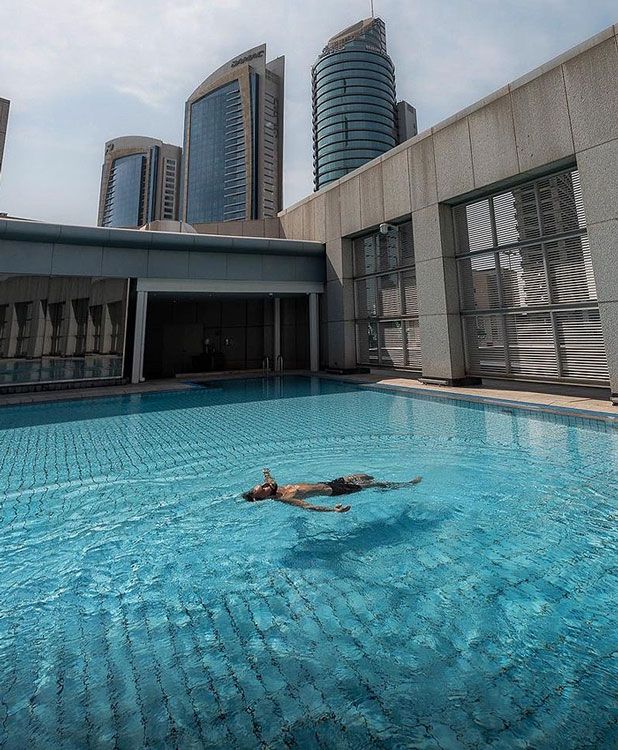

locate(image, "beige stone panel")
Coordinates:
359 162 385 229
217 221 243 236
302 200 316 241
468 91 520 187
577 138 618 225
279 207 304 239
241 220 266 237
326 278 355 323
382 149 411 222
433 118 474 201
419 313 466 381
409 136 438 211
326 237 354 283
263 218 283 238
325 186 342 241
416 257 461 316
563 37 618 151
339 176 361 237
511 67 575 172
411 205 443 264
586 219 618 304
327 319 357 369
313 192 326 244
597 300 618 394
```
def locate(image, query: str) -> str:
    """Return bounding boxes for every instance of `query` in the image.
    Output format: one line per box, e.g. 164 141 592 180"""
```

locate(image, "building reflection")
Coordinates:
0 275 128 385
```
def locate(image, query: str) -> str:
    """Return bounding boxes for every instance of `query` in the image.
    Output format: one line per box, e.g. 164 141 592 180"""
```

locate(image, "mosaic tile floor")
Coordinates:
0 376 617 749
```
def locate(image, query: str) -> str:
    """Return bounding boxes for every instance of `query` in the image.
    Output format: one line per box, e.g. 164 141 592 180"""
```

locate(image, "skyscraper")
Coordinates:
97 136 182 228
181 45 284 225
0 98 9 180
312 17 416 191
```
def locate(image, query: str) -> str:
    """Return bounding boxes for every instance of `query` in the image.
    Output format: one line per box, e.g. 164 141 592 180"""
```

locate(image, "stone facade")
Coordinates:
277 23 618 401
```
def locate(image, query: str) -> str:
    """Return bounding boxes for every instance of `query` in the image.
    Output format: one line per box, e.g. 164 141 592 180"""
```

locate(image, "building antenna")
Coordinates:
370 0 375 17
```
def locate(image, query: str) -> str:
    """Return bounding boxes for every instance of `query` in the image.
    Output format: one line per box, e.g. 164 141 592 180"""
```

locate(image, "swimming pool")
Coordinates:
1 376 617 749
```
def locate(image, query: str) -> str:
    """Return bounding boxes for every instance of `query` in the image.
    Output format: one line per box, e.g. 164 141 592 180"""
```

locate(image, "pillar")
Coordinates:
273 297 281 370
414 203 471 385
131 290 148 384
309 292 319 372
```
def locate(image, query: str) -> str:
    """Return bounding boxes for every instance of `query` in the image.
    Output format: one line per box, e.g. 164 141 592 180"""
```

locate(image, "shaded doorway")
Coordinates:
143 294 309 379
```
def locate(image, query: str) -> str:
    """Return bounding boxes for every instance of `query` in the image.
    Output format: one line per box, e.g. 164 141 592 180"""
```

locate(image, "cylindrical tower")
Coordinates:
312 17 397 191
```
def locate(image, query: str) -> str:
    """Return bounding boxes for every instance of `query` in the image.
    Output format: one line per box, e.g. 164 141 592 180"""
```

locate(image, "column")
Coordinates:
309 292 319 373
273 297 281 370
131 290 148 384
414 203 471 385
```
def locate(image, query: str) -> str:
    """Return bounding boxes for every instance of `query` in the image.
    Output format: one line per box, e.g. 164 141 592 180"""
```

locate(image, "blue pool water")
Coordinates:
0 376 617 749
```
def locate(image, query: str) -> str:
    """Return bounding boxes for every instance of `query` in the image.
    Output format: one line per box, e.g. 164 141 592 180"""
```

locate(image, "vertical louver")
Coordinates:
456 168 608 385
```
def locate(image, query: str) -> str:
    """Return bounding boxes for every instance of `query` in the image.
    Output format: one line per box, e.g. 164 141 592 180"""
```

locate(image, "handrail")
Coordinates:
275 355 284 373
262 356 270 374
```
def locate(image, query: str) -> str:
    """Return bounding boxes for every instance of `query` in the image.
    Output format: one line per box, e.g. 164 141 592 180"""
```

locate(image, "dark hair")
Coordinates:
242 491 256 502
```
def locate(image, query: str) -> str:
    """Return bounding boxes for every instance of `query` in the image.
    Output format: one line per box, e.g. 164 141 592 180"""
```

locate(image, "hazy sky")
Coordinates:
0 0 616 226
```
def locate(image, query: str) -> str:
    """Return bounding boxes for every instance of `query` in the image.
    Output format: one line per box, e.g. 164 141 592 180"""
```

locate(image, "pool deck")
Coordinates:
0 369 616 423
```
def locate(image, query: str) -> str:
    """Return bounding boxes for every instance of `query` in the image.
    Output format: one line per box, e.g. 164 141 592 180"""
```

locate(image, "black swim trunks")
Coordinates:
325 478 364 496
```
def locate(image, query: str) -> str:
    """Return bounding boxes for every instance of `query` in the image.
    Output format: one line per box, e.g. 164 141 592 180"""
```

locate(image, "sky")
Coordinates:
0 0 616 226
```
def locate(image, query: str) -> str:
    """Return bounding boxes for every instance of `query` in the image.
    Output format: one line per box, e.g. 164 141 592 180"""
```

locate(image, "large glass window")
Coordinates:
354 221 421 371
455 168 609 384
186 80 247 224
102 153 146 228
0 276 129 386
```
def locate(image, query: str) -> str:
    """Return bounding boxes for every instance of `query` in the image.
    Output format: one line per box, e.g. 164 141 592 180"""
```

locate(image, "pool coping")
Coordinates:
0 370 616 426
317 373 618 426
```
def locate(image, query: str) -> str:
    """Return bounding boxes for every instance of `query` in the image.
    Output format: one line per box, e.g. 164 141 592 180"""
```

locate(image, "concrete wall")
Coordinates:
278 23 618 398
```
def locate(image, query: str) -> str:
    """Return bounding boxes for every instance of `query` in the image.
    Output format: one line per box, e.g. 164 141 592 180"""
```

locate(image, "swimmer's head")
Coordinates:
242 481 278 501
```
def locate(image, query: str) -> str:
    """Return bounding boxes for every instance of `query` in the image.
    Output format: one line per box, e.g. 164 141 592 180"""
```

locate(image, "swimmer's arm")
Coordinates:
262 467 277 484
276 496 348 512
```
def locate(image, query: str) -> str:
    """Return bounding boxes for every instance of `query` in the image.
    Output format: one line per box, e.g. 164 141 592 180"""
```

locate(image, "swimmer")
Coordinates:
242 468 422 513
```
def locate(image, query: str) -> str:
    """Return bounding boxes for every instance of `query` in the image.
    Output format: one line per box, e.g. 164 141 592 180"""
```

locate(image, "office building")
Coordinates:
312 17 416 191
2 24 618 405
181 45 284 225
97 136 182 228
0 98 9 179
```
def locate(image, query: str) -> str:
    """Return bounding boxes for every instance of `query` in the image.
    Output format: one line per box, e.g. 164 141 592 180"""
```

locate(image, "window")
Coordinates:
14 302 33 357
354 221 421 370
89 305 103 352
455 168 609 384
108 301 123 353
72 298 89 356
0 304 8 357
47 301 65 355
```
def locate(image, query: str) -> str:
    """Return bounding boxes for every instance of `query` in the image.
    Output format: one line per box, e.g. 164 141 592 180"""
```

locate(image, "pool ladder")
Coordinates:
262 355 285 374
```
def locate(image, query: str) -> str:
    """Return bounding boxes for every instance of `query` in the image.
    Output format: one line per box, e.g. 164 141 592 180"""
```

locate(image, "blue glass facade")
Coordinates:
312 19 398 191
101 153 146 228
186 80 247 224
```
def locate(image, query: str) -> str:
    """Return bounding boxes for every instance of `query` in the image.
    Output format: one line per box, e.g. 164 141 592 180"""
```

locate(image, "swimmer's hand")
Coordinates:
334 504 351 513
410 476 422 485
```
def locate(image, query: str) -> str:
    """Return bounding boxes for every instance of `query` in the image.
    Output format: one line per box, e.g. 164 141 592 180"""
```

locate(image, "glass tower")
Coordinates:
312 18 409 191
98 137 182 229
181 45 284 225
